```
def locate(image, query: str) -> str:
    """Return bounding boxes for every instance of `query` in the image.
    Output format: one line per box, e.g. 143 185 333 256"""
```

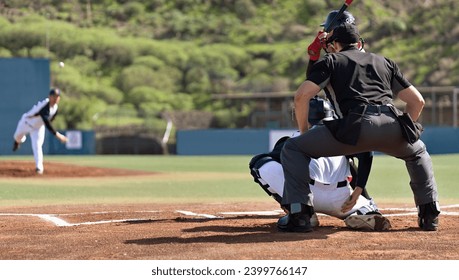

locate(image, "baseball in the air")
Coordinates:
59 61 65 68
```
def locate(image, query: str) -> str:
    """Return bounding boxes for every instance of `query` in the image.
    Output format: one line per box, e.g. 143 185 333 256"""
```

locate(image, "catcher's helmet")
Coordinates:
321 10 355 31
308 97 335 126
49 88 61 96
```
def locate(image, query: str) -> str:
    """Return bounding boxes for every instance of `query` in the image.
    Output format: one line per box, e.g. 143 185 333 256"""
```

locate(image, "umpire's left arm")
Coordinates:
294 81 321 133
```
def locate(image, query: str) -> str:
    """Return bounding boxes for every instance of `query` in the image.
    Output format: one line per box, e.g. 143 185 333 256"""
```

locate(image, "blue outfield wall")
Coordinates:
421 127 459 155
0 58 50 156
48 130 96 155
176 129 271 155
176 127 459 155
5 130 95 156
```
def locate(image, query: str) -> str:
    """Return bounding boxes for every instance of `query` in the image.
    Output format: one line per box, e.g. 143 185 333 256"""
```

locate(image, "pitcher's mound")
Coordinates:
0 160 154 178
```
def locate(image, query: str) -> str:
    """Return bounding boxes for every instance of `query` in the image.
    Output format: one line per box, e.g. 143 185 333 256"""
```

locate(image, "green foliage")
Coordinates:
133 55 166 69
0 47 12 57
116 65 156 93
95 104 144 127
0 25 45 55
58 97 107 129
116 64 180 96
0 0 458 132
184 67 211 93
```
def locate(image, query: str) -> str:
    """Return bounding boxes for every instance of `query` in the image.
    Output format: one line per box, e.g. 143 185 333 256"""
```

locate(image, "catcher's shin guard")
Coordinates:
249 155 282 204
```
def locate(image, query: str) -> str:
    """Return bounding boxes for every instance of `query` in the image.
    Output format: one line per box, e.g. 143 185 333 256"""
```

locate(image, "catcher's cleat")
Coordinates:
344 214 391 231
417 202 440 231
310 213 320 227
12 141 20 152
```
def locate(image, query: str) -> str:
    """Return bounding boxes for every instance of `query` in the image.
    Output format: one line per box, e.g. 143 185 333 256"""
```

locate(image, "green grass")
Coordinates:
0 154 457 207
365 154 458 204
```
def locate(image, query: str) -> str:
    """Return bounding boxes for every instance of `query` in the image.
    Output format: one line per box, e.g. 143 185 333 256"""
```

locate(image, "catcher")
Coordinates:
249 97 391 231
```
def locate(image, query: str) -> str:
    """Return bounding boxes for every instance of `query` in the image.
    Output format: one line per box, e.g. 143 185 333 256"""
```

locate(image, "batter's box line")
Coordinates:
178 206 459 220
1 204 458 227
0 211 161 227
382 204 459 212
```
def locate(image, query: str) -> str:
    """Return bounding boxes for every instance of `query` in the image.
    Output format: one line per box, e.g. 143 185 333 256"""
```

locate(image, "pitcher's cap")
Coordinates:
49 88 61 96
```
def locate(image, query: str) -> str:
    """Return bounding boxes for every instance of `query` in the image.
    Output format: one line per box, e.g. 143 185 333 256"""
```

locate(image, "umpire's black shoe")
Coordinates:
277 203 313 233
12 141 20 152
417 202 440 231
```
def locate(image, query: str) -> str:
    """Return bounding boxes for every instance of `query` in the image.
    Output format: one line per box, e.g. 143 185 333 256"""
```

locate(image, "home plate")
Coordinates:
176 210 222 219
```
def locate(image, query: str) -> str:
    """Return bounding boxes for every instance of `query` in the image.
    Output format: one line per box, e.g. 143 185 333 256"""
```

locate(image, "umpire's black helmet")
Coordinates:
308 97 335 126
321 10 355 31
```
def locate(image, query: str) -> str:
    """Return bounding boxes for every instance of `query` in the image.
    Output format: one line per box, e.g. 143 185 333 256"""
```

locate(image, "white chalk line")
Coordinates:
59 210 160 216
0 205 457 227
176 210 222 219
219 210 284 216
0 211 161 227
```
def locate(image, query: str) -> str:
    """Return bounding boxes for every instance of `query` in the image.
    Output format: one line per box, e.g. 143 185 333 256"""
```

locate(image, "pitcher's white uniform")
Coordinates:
14 98 58 172
13 88 66 174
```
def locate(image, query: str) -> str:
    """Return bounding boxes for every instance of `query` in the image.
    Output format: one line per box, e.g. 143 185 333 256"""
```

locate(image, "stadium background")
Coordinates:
0 58 458 262
1 58 458 156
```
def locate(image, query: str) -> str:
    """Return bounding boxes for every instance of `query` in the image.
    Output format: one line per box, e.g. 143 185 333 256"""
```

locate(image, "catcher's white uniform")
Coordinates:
256 155 377 219
250 131 390 231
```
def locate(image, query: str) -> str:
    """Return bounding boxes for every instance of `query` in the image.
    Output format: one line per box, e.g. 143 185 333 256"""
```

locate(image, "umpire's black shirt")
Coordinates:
307 46 412 118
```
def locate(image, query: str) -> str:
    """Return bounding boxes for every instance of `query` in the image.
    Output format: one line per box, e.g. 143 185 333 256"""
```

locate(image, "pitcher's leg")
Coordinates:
30 127 45 172
13 118 29 151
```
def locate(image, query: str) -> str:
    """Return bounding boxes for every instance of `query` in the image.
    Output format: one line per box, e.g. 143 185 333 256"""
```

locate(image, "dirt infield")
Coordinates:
0 160 152 177
1 161 458 260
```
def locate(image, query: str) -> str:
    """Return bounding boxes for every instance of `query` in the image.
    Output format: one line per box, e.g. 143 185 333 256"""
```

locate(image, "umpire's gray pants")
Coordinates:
280 111 438 208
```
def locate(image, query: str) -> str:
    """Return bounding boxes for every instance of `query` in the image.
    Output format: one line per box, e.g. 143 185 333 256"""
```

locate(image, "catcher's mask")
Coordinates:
308 97 336 126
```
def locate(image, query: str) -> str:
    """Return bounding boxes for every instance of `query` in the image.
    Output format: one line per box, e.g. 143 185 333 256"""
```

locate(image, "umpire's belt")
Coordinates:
364 104 393 114
309 179 347 188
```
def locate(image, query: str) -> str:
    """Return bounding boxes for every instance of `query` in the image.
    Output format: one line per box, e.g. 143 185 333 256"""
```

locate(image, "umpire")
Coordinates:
279 23 440 232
